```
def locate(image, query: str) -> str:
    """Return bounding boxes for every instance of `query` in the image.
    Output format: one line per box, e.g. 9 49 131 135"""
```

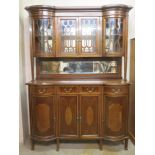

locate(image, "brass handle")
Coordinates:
112 88 121 94
64 87 73 93
86 87 95 93
38 89 46 94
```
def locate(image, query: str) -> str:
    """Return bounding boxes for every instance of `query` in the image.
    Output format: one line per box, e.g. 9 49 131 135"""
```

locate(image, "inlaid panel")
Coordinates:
108 104 122 132
35 104 50 132
80 95 99 136
32 96 55 137
65 106 73 125
59 95 78 137
86 106 94 126
104 96 127 137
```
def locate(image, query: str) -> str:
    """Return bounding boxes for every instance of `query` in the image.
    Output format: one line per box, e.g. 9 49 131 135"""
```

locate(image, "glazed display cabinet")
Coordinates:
25 4 132 151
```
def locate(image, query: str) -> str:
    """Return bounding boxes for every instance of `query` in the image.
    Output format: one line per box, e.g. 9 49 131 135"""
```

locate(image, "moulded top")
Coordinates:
102 4 132 11
26 79 130 86
25 5 55 11
25 4 132 12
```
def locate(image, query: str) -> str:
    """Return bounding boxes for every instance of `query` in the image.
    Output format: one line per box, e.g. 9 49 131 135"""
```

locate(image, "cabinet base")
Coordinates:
30 138 128 151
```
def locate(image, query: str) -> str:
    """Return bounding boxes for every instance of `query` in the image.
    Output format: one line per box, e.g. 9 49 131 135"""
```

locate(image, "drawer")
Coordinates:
58 86 78 94
31 86 55 96
104 86 128 95
80 86 101 94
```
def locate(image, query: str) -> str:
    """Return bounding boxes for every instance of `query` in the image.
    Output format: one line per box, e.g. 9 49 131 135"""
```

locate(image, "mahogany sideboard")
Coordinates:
25 4 132 151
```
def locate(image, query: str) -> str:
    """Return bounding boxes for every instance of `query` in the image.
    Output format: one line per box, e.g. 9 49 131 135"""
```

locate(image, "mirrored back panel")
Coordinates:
36 58 122 79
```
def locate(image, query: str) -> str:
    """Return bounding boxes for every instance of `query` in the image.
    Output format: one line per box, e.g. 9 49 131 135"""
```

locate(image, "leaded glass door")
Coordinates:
79 17 100 56
103 18 124 56
58 18 78 57
33 18 55 57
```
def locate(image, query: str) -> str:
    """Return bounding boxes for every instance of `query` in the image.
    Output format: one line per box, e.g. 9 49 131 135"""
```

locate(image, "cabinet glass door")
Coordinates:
34 18 54 57
104 18 124 55
79 18 100 56
58 18 78 56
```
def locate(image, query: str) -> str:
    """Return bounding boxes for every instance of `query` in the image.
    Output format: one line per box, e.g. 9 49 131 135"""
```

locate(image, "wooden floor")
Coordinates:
19 140 135 155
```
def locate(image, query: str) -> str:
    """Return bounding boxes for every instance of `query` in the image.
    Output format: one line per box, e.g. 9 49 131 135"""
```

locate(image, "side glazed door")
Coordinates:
33 18 55 57
103 17 125 56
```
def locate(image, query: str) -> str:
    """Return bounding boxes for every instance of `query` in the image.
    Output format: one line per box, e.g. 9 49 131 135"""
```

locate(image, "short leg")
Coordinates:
31 139 35 150
56 139 59 151
124 139 128 150
99 140 102 151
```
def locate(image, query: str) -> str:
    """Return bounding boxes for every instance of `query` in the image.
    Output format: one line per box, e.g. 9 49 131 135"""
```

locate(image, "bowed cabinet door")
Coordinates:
103 95 128 140
103 17 126 56
32 18 55 57
58 95 79 138
31 96 56 140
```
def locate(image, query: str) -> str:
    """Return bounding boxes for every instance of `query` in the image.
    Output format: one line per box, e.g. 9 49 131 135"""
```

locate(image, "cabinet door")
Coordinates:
79 17 101 56
33 18 55 57
31 96 55 138
103 96 128 138
80 95 100 137
58 95 79 137
57 17 78 57
103 17 124 56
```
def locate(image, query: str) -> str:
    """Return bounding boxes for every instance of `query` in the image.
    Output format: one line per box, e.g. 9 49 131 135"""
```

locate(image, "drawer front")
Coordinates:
31 86 55 96
80 86 101 94
58 86 78 94
104 86 128 95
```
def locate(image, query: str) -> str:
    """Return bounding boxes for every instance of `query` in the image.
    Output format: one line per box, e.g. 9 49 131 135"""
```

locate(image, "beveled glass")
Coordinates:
105 18 123 53
34 18 53 54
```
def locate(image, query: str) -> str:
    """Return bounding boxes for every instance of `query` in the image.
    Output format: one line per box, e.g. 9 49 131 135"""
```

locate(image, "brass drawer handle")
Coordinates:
64 87 73 93
38 89 46 94
112 88 121 94
86 87 95 93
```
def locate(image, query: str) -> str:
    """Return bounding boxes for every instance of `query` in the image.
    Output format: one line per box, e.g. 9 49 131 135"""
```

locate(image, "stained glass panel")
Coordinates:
81 19 97 53
60 19 76 53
